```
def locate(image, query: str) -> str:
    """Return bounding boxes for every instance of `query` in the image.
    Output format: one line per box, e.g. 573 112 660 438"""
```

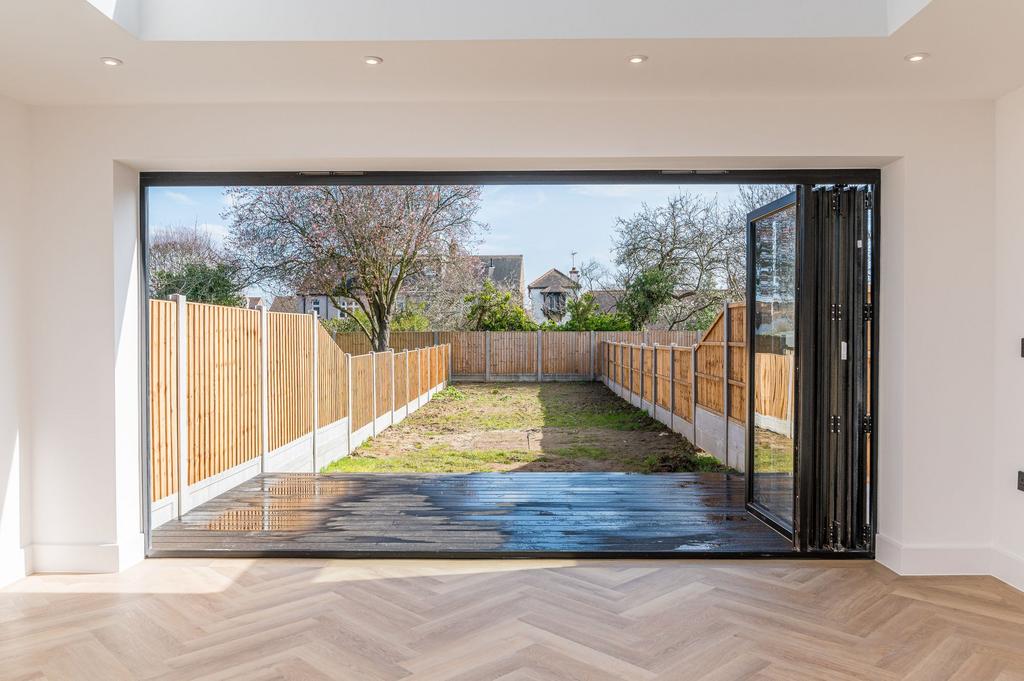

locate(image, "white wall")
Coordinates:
15 97 1004 581
992 85 1024 591
0 95 31 586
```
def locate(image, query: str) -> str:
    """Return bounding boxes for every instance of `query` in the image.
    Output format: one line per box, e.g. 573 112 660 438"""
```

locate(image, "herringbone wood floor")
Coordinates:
3 559 1023 680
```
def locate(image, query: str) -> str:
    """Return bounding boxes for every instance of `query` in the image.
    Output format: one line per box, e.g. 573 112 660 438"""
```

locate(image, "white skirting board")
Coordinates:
876 533 1024 593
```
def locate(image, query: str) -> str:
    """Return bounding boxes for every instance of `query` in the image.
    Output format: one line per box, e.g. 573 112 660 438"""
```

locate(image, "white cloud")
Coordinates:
162 189 197 206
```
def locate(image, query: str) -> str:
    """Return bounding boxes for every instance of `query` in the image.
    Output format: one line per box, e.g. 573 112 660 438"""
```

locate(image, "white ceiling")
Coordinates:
0 0 1021 106
87 0 929 42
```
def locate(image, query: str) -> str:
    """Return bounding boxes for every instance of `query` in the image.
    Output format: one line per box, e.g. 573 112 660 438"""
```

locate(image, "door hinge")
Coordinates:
863 414 873 434
830 521 843 548
863 303 873 322
830 415 841 433
860 524 872 546
831 303 843 321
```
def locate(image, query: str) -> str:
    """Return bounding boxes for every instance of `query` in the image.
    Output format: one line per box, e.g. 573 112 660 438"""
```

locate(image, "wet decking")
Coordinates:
150 472 793 557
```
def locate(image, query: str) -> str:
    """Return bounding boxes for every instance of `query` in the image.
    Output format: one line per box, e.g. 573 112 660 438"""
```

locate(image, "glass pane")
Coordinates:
751 204 796 527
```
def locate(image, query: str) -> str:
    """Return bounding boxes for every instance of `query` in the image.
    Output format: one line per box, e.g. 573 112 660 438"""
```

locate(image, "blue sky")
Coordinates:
147 183 741 293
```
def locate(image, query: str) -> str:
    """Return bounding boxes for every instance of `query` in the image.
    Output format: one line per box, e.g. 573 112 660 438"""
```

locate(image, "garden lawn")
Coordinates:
323 382 730 474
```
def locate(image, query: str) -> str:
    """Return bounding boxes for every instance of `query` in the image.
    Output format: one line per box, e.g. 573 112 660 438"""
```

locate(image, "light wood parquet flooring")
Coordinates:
3 558 1023 680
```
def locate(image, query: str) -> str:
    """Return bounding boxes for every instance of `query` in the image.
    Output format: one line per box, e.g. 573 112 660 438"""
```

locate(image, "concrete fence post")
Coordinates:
370 351 378 436
345 353 353 454
622 342 630 395
651 344 658 417
257 304 269 473
310 310 319 472
669 343 676 426
170 294 189 519
390 349 396 426
484 331 491 382
536 330 543 382
589 331 596 381
690 346 698 442
640 343 647 411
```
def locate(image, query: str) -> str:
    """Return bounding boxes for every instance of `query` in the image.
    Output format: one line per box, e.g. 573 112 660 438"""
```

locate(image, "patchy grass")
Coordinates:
753 428 794 473
322 382 735 474
325 445 540 473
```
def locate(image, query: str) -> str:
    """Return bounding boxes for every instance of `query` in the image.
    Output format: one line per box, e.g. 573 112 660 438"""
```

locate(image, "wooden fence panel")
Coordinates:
394 350 408 408
542 332 591 376
391 332 436 352
189 303 263 484
595 331 644 345
149 300 178 501
695 309 725 415
419 346 430 392
440 332 485 376
727 304 747 422
267 312 312 452
648 330 699 346
672 346 693 420
349 353 373 430
655 346 672 410
411 349 422 396
375 352 393 416
755 352 793 420
329 332 371 356
490 331 537 376
317 325 348 427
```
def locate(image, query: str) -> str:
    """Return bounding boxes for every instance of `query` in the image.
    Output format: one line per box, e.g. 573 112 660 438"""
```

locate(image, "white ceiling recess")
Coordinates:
1 0 1023 106
88 0 930 42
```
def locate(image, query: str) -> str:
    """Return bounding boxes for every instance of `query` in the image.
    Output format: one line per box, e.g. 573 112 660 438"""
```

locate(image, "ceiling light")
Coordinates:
628 55 648 64
363 56 383 65
100 57 123 67
904 52 929 63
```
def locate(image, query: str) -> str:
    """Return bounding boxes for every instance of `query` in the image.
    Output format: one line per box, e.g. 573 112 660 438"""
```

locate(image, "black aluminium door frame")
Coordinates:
137 168 881 557
745 190 800 542
797 185 878 553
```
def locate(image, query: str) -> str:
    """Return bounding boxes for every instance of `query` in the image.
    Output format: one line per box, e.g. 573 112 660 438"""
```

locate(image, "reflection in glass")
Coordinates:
751 204 796 527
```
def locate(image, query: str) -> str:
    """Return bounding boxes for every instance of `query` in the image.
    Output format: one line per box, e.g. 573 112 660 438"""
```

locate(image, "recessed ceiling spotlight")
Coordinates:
100 57 123 67
363 56 383 66
905 52 929 63
628 55 648 64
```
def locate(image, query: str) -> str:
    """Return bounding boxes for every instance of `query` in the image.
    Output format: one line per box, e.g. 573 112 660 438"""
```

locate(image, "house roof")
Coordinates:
269 296 300 313
589 289 624 313
477 255 524 289
528 268 579 291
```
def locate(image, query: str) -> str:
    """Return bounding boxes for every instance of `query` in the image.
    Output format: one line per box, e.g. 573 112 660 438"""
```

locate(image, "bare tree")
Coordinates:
224 185 483 351
610 185 794 330
611 193 733 329
401 251 493 330
148 223 225 275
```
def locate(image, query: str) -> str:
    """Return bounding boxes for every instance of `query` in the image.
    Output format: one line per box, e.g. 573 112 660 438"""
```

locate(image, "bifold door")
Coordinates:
747 185 877 553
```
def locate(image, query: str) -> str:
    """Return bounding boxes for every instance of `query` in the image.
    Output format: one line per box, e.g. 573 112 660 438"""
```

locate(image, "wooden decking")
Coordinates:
151 472 793 556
